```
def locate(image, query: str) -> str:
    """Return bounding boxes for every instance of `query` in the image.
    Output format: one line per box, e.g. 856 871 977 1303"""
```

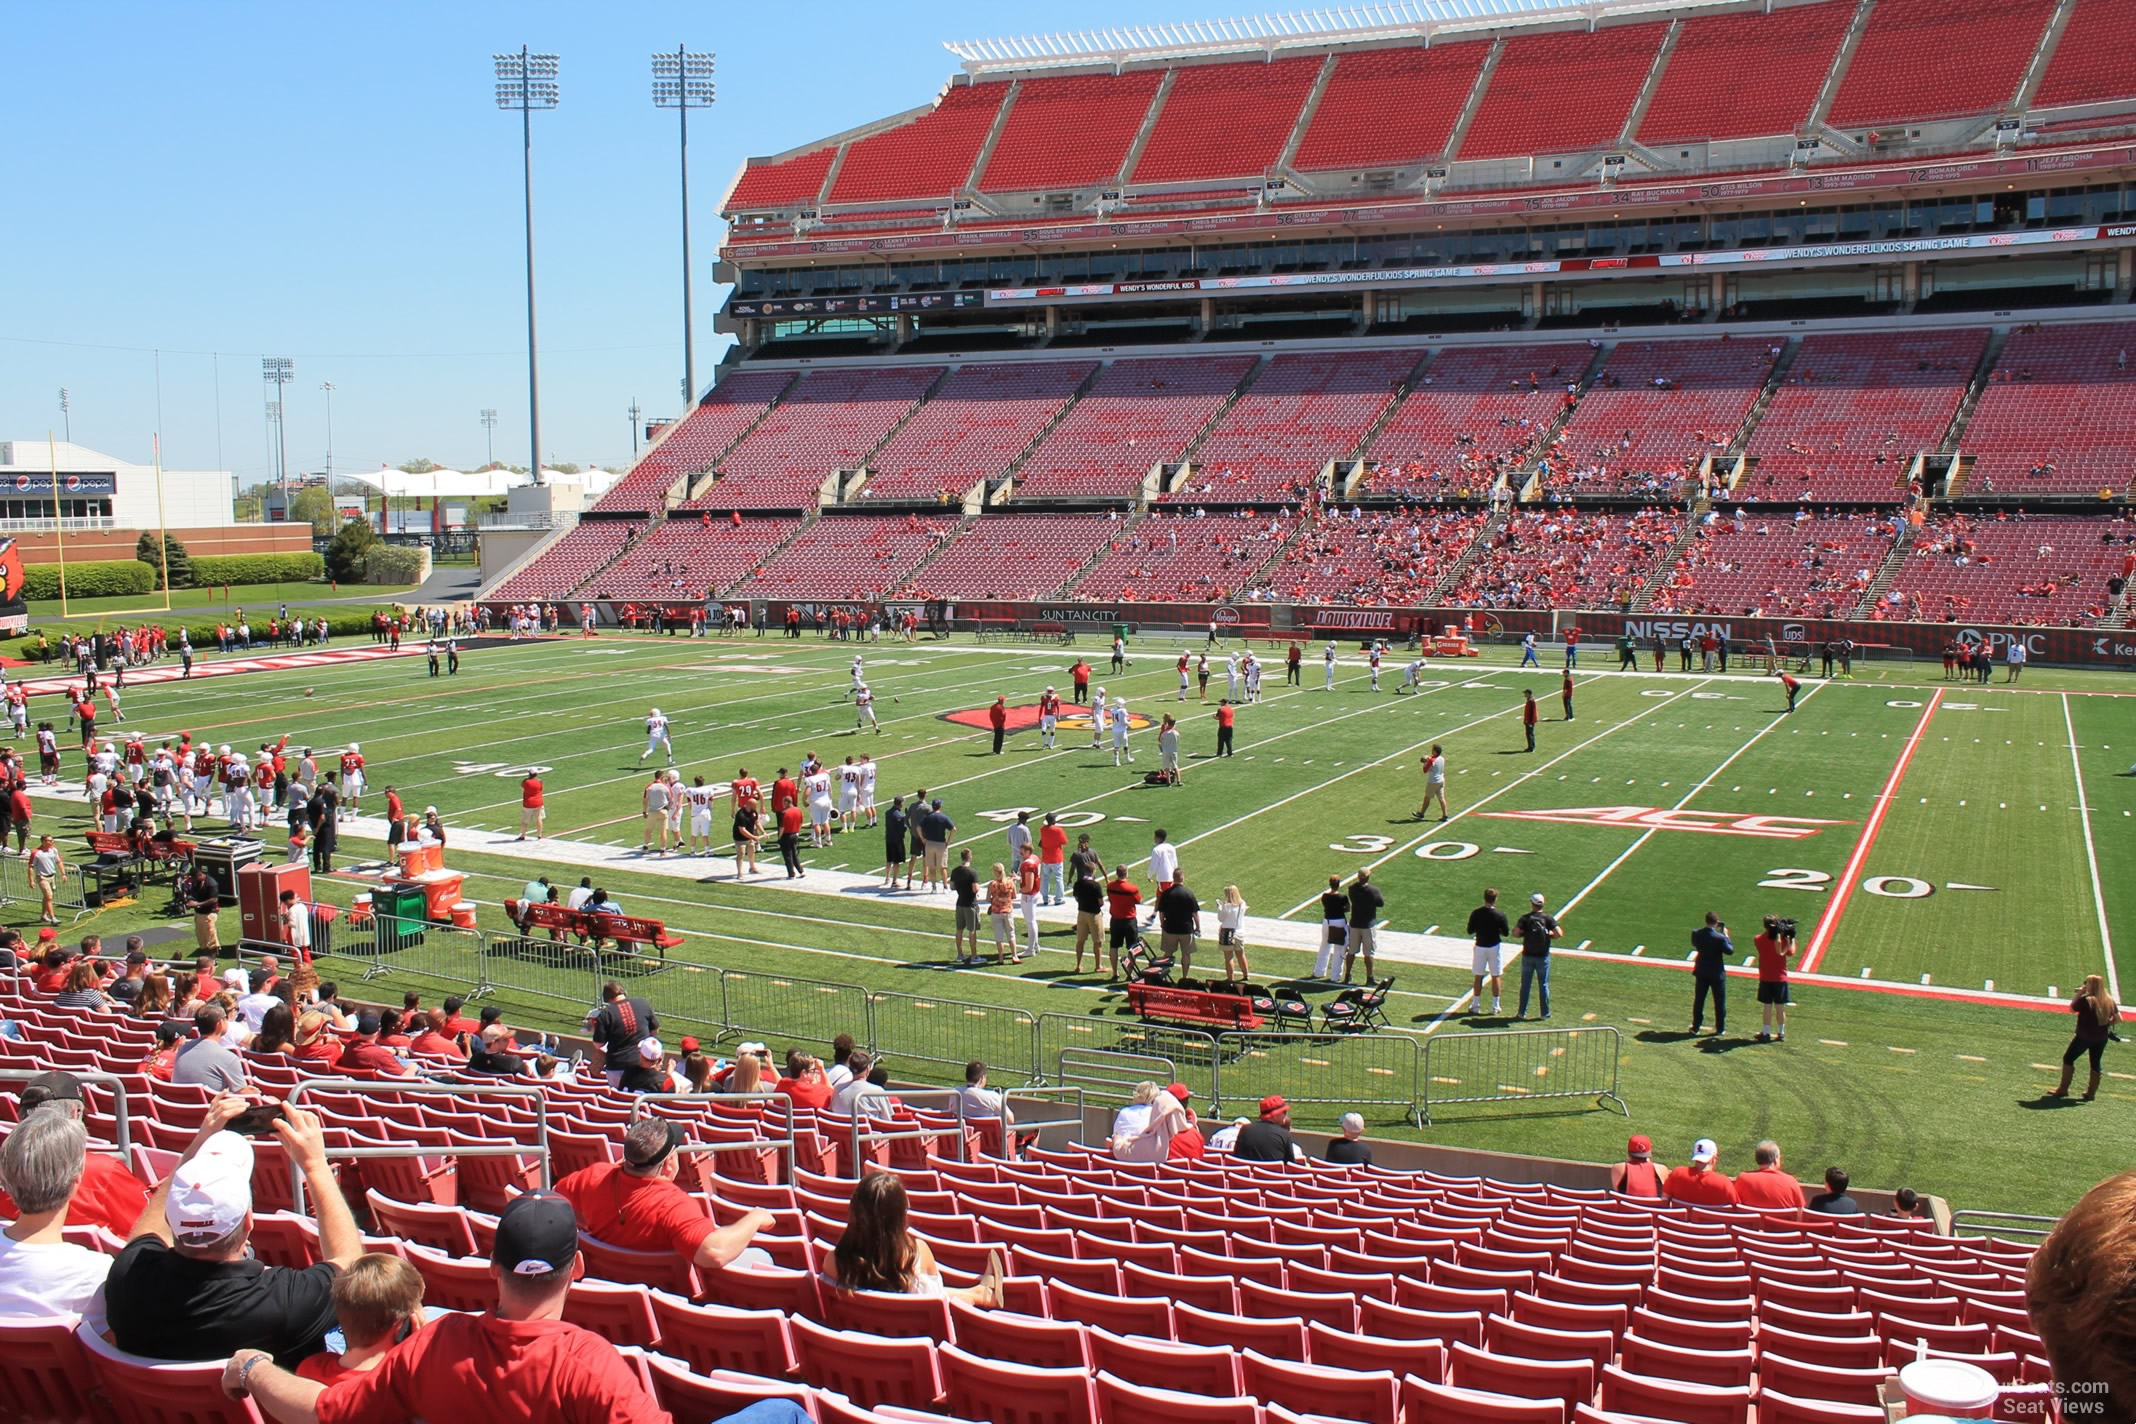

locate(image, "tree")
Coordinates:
288 485 338 534
324 517 381 584
397 458 439 474
134 531 191 590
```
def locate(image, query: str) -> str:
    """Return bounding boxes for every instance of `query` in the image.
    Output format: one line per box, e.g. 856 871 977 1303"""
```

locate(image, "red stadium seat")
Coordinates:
937 1344 1097 1424
1598 1363 1751 1424
0 1314 102 1424
1305 1321 1448 1383
1085 1327 1241 1396
1400 1375 1570 1424
1092 1371 1260 1424
1240 1349 1401 1424
647 1291 799 1377
75 1324 265 1424
1174 1303 1309 1362
948 1302 1090 1370
1448 1341 1597 1409
793 1316 947 1411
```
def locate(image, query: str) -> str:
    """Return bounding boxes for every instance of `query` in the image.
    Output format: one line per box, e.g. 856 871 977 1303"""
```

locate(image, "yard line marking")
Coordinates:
1559 683 1821 918
1799 688 1942 974
1820 1039 1849 1047
1957 1054 1986 1063
1275 680 1710 917
2060 692 2120 1001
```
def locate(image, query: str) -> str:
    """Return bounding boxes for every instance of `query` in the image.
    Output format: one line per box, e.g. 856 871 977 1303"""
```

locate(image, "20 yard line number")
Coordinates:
1759 868 1935 899
1329 834 1481 861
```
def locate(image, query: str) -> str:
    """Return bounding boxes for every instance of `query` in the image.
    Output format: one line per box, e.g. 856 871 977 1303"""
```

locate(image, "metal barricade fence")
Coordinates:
1038 1012 1221 1107
0 1068 132 1154
342 914 489 1005
1052 1046 1180 1110
476 932 616 1026
1418 1025 1627 1124
628 1091 799 1185
1213 1029 1422 1127
868 990 1040 1085
0 853 94 921
719 969 873 1057
284 1078 551 1213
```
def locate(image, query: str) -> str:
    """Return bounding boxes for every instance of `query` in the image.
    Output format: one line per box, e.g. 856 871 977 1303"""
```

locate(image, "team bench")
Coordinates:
1127 981 1264 1031
505 898 684 959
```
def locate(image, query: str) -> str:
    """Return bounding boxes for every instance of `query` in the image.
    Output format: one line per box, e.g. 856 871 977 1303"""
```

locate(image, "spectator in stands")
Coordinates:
957 1060 1014 1132
776 1050 835 1110
1326 1113 1374 1166
556 1119 775 1277
833 1049 892 1120
1807 1167 1862 1215
222 1191 675 1424
618 1037 672 1095
1233 1095 1302 1164
823 1172 1000 1307
0 1110 113 1319
1733 1140 1809 1209
53 957 112 1012
1108 1082 1159 1159
407 1010 466 1063
1608 1135 1666 1199
294 1253 425 1386
107 944 150 1006
467 1024 524 1076
141 1020 186 1081
2025 1171 2136 1424
235 968 279 1034
585 981 657 1089
1886 1187 1929 1222
1120 1083 1192 1165
109 1098 359 1366
1662 1138 1738 1205
0 1072 148 1236
1207 1116 1250 1153
337 1013 410 1076
173 1004 249 1092
825 1033 859 1088
249 1003 298 1058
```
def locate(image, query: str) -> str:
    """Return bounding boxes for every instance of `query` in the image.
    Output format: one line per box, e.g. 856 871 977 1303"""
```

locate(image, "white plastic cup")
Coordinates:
1898 1358 1999 1419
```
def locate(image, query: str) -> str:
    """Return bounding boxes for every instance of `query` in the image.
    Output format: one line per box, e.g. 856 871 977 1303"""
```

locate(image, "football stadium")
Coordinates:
6 1 2136 1420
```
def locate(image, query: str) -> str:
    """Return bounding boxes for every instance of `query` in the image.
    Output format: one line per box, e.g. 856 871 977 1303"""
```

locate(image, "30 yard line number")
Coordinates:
1328 835 1482 860
1759 867 1935 899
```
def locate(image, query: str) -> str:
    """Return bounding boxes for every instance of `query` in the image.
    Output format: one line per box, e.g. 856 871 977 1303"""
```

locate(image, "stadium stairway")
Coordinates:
1627 507 1711 613
1421 510 1510 604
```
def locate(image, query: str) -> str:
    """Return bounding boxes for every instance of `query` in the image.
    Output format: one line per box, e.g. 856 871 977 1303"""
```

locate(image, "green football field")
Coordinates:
19 630 2134 1220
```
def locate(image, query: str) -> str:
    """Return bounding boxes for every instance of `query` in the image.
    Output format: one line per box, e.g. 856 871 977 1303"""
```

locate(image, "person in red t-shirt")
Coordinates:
1778 668 1801 713
1733 1140 1808 1211
770 769 798 817
1662 1139 1739 1206
777 802 805 879
225 1192 675 1424
1215 701 1236 758
987 696 1008 755
1755 915 1797 1042
407 1010 467 1063
0 1071 150 1235
1607 1134 1666 1199
1037 813 1069 905
1520 689 1539 753
555 1120 775 1276
337 1013 412 1077
1104 870 1142 981
383 786 406 851
517 774 544 841
293 1252 427 1387
1561 669 1576 721
774 1049 836 1110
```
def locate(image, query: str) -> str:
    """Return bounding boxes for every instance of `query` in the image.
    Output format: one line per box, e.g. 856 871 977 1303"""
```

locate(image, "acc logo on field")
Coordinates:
1481 806 1852 840
943 702 1154 733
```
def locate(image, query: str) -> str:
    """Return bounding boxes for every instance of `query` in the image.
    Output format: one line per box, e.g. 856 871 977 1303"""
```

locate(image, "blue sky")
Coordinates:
3 0 1177 483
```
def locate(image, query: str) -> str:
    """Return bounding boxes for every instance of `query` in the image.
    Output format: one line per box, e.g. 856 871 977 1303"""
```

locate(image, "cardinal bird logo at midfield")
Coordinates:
0 538 25 606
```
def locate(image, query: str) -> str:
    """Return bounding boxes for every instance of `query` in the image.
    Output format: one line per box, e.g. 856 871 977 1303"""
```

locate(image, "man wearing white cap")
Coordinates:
618 1037 672 1095
106 1097 360 1366
1661 1137 1740 1206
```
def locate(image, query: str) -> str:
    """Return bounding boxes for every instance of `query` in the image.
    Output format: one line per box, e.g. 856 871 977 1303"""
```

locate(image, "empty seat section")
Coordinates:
1163 350 1417 505
596 369 794 513
1461 23 1669 160
864 362 1096 501
2034 0 2136 107
981 72 1163 191
902 514 1117 599
1639 4 1852 144
1960 323 2136 496
1065 511 1297 602
1647 512 1904 618
828 83 1005 204
1361 344 1594 497
1129 57 1323 184
1294 43 1490 170
692 367 942 510
1888 516 2133 625
576 518 801 601
732 514 961 600
1550 340 1777 498
1017 357 1256 498
1742 331 1986 502
1447 509 1684 610
1827 0 2057 126
489 521 646 600
1244 509 1490 604
727 147 838 212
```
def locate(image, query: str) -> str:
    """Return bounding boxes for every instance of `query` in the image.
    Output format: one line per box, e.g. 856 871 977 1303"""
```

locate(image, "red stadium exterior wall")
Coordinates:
493 597 2136 670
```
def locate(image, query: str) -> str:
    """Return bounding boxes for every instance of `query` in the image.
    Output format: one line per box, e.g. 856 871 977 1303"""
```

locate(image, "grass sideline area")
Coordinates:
13 629 2131 1220
26 581 418 622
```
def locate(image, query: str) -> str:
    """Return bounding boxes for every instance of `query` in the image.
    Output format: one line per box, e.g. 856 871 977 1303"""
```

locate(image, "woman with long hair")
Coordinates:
2051 975 2121 1101
824 1172 999 1305
134 971 173 1021
730 1052 766 1095
251 1002 297 1057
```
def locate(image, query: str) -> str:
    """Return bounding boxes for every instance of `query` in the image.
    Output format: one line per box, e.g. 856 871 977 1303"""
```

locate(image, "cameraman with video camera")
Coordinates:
1755 914 1798 1043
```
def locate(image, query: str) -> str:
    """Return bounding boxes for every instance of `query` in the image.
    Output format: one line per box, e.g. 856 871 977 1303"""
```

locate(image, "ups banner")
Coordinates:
489 598 2136 667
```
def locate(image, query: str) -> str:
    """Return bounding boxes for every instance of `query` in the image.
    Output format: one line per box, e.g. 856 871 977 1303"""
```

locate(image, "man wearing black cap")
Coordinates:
555 1119 776 1278
0 1071 150 1236
221 1191 673 1424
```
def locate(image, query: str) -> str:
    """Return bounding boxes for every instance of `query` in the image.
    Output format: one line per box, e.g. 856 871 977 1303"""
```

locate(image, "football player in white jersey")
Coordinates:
641 707 675 764
684 775 720 857
857 753 879 828
805 764 836 847
1111 700 1135 766
849 654 865 700
1088 687 1108 750
838 755 863 833
854 682 881 734
1323 641 1338 690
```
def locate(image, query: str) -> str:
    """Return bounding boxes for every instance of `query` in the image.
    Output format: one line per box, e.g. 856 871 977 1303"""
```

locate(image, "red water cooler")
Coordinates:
238 862 314 947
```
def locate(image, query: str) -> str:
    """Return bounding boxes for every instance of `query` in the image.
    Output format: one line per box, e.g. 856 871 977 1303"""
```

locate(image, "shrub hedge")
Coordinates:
22 561 157 602
185 553 325 587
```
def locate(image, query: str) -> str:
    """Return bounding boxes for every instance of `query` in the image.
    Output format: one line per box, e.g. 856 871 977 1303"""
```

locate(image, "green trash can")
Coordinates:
1112 622 1134 642
375 883 428 954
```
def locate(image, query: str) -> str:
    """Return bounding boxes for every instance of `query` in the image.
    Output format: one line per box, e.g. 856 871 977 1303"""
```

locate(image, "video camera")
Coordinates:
1771 917 1798 939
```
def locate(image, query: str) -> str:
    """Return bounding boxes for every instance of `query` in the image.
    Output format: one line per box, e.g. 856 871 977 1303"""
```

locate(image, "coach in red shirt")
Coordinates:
224 1191 672 1424
771 768 799 816
517 774 544 841
1215 701 1236 758
555 1120 776 1277
1662 1138 1739 1206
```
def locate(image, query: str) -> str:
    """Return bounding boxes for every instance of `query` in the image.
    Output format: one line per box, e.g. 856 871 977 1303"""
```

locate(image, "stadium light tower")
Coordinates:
495 46 559 486
480 407 499 468
651 44 715 406
262 356 295 496
58 389 70 442
319 381 336 487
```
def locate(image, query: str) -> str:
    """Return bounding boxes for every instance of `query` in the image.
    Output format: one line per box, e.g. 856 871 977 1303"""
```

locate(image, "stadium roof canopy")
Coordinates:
945 0 1743 72
341 467 621 499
